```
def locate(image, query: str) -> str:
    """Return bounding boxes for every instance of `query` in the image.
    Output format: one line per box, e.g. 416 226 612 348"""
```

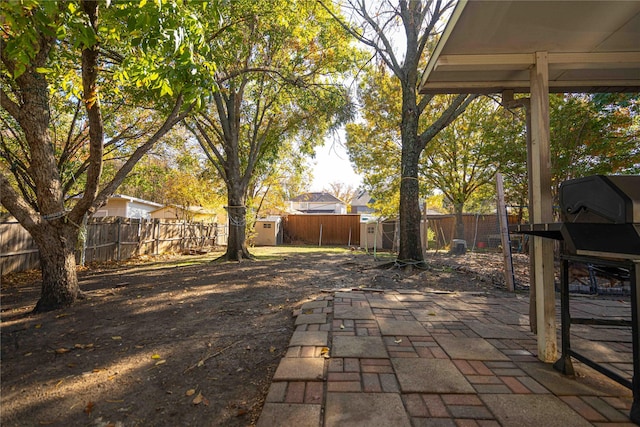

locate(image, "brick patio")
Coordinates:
258 289 636 426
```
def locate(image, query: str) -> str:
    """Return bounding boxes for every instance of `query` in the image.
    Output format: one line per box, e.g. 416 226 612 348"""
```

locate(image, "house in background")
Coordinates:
350 190 375 214
289 192 347 214
151 205 219 223
93 194 163 219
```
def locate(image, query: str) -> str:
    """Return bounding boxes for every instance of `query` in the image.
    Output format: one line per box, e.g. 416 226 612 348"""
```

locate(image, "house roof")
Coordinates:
291 192 345 204
151 205 217 214
352 190 374 207
106 194 163 208
419 0 640 94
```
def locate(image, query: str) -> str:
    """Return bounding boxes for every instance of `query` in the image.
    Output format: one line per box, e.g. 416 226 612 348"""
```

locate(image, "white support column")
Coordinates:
529 51 557 362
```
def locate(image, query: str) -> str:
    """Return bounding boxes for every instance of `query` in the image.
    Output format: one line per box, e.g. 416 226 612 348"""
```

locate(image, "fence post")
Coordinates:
154 219 160 255
496 173 516 292
318 224 323 246
116 217 122 261
181 221 185 253
79 214 88 266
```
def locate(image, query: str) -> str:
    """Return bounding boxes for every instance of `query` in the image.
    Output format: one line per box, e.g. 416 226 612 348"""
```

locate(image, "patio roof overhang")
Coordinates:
418 0 640 365
419 0 640 95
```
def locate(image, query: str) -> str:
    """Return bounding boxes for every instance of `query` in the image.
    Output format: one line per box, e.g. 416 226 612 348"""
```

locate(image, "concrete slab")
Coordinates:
367 298 405 309
433 298 475 311
301 300 329 310
335 291 367 300
571 337 633 363
465 322 529 340
571 325 630 343
257 403 321 427
481 394 592 427
434 336 509 361
332 336 388 358
392 358 474 393
410 308 458 322
378 319 430 336
272 358 325 381
295 313 327 325
334 305 374 320
395 294 431 302
411 419 457 427
487 310 530 326
289 331 328 347
325 392 411 427
516 362 604 396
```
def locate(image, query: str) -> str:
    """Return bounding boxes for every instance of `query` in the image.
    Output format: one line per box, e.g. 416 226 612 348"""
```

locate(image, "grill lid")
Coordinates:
560 175 640 224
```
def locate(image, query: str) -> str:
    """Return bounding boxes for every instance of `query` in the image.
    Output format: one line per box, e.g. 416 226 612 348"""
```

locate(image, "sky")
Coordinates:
309 139 362 192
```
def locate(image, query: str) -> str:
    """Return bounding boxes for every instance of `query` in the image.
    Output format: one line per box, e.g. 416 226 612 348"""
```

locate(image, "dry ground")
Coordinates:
1 247 529 427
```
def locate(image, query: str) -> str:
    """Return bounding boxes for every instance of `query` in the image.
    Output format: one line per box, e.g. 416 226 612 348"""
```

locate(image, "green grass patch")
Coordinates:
249 245 352 260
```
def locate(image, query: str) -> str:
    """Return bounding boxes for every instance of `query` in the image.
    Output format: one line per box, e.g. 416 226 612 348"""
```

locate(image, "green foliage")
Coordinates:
549 94 639 191
498 94 639 213
422 96 516 216
190 0 361 199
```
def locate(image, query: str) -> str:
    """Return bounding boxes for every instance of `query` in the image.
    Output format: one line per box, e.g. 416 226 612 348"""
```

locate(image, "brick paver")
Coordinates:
257 289 635 426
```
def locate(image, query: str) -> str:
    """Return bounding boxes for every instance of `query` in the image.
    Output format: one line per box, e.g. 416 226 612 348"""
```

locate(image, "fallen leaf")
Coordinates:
394 339 402 344
320 347 330 358
185 389 196 396
24 352 32 357
74 344 85 349
55 313 69 318
339 324 345 329
55 348 70 354
269 346 276 353
111 336 122 340
84 401 94 415
151 354 161 359
34 324 42 329
192 392 204 405
155 360 166 366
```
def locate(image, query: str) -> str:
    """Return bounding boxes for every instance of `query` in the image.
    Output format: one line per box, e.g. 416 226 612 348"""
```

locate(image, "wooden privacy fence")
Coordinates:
283 214 361 246
0 217 228 275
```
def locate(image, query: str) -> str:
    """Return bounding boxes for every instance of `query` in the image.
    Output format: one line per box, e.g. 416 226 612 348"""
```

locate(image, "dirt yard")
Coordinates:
1 247 530 427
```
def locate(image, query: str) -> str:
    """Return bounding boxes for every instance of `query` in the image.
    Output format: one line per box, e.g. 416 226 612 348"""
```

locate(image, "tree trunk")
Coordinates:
32 223 81 312
223 184 252 261
453 203 465 240
397 67 424 263
398 142 424 262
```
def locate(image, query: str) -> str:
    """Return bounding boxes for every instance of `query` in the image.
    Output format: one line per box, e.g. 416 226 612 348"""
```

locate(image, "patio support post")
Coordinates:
529 51 557 362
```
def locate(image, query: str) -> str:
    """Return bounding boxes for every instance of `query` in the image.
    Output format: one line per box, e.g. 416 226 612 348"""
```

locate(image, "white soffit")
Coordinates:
419 0 640 94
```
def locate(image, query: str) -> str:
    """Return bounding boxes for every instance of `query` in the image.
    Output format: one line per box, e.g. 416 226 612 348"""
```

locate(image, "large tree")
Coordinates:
322 0 475 264
187 0 359 261
0 0 219 311
422 96 516 239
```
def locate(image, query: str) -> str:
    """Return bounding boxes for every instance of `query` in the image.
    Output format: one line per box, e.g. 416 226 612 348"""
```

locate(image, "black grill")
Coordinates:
511 175 640 424
512 175 640 256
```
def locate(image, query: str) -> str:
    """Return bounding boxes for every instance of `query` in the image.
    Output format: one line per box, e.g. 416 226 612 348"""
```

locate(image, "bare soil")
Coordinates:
1 247 529 427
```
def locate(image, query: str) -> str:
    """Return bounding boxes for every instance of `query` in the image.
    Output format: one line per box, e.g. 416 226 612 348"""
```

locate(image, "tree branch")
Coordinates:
417 94 477 151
